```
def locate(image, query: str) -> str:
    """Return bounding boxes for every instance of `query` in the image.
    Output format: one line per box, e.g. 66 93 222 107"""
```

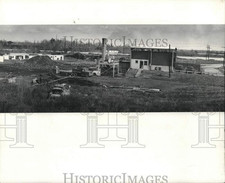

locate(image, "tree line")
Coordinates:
0 39 130 54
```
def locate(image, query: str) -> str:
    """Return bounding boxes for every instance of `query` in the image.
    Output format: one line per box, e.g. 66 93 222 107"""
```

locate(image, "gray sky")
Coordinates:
0 25 224 50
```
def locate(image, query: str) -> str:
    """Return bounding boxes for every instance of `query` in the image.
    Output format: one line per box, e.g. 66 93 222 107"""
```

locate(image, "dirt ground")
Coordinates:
0 60 224 112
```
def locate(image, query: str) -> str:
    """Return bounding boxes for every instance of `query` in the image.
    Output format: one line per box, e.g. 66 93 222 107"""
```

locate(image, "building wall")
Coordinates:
131 59 149 70
131 50 149 60
48 55 64 60
131 59 173 72
108 50 119 55
130 48 176 72
2 53 64 61
0 56 4 62
3 55 9 60
9 54 29 60
151 65 170 72
152 52 172 66
119 61 130 74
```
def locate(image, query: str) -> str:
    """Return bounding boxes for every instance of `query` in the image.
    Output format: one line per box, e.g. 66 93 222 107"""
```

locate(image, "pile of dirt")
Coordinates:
25 56 55 69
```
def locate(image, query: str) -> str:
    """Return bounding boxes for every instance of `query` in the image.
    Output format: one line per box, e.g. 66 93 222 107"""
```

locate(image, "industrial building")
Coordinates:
99 38 120 77
98 38 177 76
130 47 177 72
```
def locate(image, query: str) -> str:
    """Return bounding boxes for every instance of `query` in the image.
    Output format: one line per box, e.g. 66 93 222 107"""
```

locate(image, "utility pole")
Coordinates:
222 47 225 71
206 45 210 60
33 40 36 53
169 44 171 78
222 47 225 62
122 36 126 54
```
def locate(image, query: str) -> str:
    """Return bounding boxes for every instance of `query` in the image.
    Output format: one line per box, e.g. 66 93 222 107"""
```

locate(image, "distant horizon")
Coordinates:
0 25 224 51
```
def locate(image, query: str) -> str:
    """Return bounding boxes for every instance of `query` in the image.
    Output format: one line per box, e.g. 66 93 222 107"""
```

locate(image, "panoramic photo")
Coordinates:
0 25 224 112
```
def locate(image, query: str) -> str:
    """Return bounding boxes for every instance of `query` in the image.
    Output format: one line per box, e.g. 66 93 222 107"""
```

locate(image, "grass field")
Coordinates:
0 60 224 112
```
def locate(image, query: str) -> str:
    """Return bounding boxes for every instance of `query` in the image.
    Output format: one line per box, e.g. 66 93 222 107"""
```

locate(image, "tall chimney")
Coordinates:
102 38 107 61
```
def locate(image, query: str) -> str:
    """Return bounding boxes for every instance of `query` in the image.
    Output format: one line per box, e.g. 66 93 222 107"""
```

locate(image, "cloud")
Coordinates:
0 25 224 50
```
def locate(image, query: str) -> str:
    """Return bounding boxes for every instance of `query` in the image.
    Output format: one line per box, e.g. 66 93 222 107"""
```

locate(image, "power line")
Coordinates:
70 36 73 53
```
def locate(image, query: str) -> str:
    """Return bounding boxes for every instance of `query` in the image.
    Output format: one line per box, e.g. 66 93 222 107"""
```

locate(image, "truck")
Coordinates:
73 67 93 77
49 83 71 98
89 67 101 76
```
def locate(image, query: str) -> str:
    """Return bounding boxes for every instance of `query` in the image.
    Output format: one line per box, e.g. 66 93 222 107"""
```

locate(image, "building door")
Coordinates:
140 61 143 69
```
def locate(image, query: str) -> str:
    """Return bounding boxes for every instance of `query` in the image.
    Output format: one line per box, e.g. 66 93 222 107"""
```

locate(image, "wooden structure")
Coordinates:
100 62 120 77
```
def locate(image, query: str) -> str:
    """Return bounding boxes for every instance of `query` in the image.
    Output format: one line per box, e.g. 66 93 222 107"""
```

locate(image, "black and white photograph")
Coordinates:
0 25 224 112
0 0 224 183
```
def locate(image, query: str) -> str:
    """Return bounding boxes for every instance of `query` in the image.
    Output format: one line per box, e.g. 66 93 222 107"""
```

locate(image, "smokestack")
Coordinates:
102 38 107 61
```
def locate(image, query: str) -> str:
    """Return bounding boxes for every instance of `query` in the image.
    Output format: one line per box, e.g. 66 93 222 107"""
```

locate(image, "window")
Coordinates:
135 60 138 64
154 67 162 71
144 61 148 65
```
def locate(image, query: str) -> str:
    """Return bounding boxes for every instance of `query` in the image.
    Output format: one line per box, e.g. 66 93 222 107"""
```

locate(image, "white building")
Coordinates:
108 50 119 55
3 54 9 60
47 54 64 61
0 54 10 62
28 54 42 59
8 53 29 60
0 55 4 62
1 53 64 61
130 47 177 72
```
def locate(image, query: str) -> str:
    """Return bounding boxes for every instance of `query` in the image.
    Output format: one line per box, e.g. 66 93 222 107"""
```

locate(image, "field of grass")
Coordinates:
0 72 224 112
0 60 224 112
217 66 225 74
176 57 223 64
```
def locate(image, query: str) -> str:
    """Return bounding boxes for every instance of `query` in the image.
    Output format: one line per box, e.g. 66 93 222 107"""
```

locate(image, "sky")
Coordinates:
0 25 224 51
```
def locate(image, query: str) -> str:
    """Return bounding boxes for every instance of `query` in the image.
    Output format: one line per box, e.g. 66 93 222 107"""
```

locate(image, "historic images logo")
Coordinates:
0 113 34 148
80 113 145 148
63 173 168 183
191 112 224 148
63 36 169 48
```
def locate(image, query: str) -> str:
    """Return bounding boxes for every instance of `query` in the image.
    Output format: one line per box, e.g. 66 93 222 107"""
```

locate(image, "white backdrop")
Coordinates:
0 112 224 182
